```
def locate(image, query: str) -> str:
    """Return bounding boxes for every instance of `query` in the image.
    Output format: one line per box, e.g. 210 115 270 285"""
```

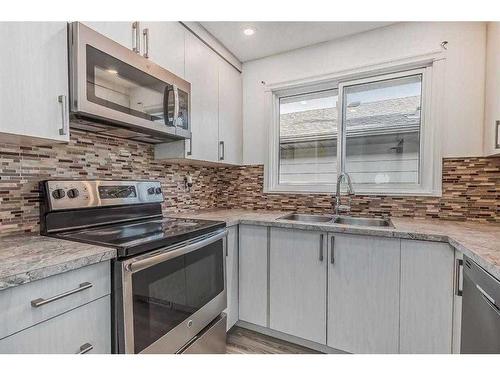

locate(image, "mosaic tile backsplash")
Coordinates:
0 130 499 236
0 131 221 236
217 159 500 223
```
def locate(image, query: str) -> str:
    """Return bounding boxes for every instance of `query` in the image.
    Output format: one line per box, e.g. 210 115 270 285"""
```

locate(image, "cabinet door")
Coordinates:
327 234 400 353
484 22 500 156
269 228 327 344
399 240 455 353
0 22 69 143
218 60 242 165
238 225 268 327
224 225 239 330
141 22 185 78
0 296 111 354
83 21 134 50
184 32 219 162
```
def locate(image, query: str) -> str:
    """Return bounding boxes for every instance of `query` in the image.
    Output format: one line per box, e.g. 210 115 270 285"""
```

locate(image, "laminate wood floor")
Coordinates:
226 326 320 354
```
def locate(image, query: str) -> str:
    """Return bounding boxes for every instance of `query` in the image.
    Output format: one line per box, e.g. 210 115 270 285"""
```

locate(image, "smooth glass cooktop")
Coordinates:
58 217 222 249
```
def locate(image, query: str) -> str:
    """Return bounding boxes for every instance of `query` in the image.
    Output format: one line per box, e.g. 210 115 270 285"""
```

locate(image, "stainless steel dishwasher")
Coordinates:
460 256 500 353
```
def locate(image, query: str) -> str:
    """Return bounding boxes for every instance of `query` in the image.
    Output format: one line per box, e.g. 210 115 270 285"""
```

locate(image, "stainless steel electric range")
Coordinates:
40 179 227 354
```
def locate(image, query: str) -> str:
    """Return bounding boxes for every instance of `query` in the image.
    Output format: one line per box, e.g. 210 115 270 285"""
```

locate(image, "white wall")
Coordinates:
242 22 487 165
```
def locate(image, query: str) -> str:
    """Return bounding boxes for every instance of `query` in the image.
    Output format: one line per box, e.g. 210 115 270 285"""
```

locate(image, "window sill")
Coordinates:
264 184 442 197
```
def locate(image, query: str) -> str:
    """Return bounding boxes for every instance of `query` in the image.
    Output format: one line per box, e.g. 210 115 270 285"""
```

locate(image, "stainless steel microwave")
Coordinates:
68 22 190 144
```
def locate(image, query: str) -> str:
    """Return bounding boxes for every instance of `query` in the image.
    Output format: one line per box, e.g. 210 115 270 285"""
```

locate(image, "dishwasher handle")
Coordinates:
480 294 500 317
477 284 500 316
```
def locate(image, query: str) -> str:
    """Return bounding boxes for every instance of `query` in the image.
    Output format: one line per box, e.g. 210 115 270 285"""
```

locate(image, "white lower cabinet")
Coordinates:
269 228 327 344
0 296 111 354
224 226 239 330
235 225 458 354
0 262 111 354
399 240 455 354
238 225 268 327
327 234 401 353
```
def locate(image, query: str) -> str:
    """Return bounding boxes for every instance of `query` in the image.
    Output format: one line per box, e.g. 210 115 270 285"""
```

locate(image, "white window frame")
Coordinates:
265 56 444 196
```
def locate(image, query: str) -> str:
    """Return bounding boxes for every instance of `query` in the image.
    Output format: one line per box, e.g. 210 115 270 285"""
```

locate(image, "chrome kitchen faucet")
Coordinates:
334 172 355 216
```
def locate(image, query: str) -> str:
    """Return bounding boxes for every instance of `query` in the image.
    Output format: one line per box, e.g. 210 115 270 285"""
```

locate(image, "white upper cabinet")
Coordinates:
218 60 243 165
184 32 220 162
83 22 187 77
0 22 69 144
154 27 243 165
140 22 185 79
82 22 135 50
484 22 500 156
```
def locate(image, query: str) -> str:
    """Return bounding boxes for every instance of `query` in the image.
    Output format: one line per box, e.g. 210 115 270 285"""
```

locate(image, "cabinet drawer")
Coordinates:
0 261 110 339
0 296 111 354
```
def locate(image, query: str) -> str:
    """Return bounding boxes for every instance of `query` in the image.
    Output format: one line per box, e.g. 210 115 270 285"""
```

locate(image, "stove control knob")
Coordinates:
52 189 65 199
155 187 162 195
67 188 79 199
147 187 155 195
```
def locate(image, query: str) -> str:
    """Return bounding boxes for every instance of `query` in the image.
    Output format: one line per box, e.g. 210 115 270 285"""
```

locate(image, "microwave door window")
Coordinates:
131 240 224 353
86 45 169 125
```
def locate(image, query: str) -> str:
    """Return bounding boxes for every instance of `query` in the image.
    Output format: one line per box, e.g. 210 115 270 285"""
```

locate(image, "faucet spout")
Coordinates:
334 172 355 216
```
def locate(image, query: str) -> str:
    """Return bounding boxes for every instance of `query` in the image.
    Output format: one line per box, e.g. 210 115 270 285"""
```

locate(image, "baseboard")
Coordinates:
235 321 348 354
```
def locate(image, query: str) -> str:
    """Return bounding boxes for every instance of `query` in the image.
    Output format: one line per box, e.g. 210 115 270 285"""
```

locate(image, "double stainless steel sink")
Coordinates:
278 213 394 228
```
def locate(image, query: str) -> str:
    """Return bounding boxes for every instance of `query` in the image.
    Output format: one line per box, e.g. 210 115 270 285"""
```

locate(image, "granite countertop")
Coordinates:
2 209 498 292
171 209 500 280
0 235 116 291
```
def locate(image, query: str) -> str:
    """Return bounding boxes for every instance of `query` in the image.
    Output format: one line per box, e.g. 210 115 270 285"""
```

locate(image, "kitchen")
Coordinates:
0 2 499 370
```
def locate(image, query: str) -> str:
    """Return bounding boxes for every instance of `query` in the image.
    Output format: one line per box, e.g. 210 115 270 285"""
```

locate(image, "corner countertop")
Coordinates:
0 234 115 291
171 209 500 280
2 209 498 292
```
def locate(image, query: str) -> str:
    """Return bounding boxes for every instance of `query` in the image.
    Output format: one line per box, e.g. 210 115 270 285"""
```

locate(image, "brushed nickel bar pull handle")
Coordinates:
219 141 225 161
330 236 335 265
31 282 93 307
58 95 69 136
319 234 324 261
455 259 463 296
77 343 94 354
142 28 149 58
132 22 141 53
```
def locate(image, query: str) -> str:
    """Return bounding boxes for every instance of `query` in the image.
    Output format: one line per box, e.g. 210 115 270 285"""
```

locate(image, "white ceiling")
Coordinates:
200 22 395 62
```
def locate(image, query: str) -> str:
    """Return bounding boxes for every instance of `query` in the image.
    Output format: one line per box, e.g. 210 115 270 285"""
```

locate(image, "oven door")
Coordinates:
120 229 227 354
69 22 190 140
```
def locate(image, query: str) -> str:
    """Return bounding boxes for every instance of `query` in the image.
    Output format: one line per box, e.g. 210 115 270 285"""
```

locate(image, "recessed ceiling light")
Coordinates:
243 28 255 36
107 69 118 75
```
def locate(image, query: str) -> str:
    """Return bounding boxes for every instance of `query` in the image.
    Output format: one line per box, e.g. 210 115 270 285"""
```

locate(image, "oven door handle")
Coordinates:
125 229 228 273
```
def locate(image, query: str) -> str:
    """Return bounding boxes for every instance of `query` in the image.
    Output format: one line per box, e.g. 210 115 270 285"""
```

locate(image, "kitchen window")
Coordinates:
267 65 442 195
